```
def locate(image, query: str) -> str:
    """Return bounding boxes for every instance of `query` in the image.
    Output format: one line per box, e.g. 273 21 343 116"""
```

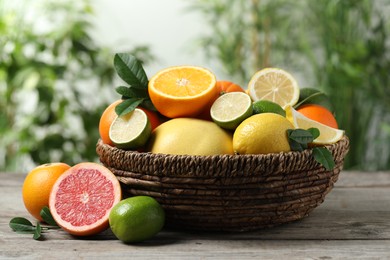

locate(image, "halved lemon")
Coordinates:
148 66 217 118
248 68 300 109
285 106 344 145
109 108 151 150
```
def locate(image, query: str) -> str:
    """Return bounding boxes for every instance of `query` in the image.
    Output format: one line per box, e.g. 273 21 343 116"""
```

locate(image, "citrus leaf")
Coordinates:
115 98 144 116
287 129 315 144
288 138 305 151
9 217 36 232
33 223 42 240
307 128 320 140
114 53 148 88
40 206 58 227
313 147 335 170
140 99 157 112
116 86 149 99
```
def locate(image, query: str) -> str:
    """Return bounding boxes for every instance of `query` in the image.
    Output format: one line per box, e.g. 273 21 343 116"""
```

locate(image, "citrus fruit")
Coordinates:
233 113 294 154
197 80 246 121
252 100 286 117
109 108 152 150
49 162 122 236
296 104 338 128
99 101 160 146
296 88 333 112
22 162 71 222
248 68 300 109
148 66 217 118
286 106 344 145
210 92 253 130
99 100 122 146
109 196 165 243
148 118 234 156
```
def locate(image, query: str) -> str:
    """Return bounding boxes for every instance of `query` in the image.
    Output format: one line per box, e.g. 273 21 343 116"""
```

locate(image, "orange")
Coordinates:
99 100 160 146
99 100 122 146
148 66 217 118
22 162 71 222
198 80 245 120
49 162 122 236
296 104 338 129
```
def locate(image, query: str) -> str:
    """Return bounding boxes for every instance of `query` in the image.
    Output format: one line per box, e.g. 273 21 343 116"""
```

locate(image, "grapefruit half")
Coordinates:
49 162 122 236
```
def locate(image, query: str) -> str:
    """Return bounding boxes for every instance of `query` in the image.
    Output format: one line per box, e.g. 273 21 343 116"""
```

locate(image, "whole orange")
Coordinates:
22 162 71 222
99 100 161 146
297 104 338 129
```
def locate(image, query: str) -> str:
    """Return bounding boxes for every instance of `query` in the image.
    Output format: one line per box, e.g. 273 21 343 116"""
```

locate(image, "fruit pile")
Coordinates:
100 54 344 159
11 53 345 243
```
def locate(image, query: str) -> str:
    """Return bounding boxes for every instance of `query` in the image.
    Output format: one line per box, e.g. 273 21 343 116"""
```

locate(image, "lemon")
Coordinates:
252 100 286 117
285 105 344 144
210 92 253 130
248 68 300 109
109 108 151 150
148 118 233 156
233 113 294 154
109 196 165 244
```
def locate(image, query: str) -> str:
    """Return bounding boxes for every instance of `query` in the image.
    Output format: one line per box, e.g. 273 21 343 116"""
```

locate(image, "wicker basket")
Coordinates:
96 135 349 232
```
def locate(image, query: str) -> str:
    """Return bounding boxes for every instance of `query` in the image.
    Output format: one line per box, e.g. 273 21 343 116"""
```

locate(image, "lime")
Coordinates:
109 108 151 150
296 88 334 112
252 100 286 117
109 196 165 243
210 92 253 130
248 68 300 109
233 113 294 154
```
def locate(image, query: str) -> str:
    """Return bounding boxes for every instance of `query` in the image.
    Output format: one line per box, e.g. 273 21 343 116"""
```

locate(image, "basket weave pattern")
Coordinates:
96 136 349 232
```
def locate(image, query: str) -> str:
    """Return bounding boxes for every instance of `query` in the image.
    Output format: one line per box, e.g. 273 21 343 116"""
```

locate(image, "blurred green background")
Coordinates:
1 0 389 173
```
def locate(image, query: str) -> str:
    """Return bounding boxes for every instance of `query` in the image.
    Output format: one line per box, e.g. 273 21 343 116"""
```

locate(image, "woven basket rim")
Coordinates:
96 135 349 161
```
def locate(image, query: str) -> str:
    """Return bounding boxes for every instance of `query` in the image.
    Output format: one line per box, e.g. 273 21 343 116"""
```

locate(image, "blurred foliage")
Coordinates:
0 0 153 172
193 0 390 170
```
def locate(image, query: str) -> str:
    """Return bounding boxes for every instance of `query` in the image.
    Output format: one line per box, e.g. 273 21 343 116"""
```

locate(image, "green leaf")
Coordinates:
140 99 157 112
288 138 305 151
9 217 36 232
33 223 42 240
287 129 315 144
40 206 58 227
307 128 320 140
313 147 336 170
115 98 144 116
114 53 148 88
116 86 149 99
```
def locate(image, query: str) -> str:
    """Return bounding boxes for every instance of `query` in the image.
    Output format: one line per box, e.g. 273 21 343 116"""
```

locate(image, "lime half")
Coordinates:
210 92 253 130
252 100 286 117
109 108 151 150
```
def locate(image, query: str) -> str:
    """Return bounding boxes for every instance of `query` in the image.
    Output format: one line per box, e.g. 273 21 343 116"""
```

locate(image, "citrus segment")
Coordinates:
286 106 344 144
210 92 253 130
148 66 217 118
49 162 122 236
109 196 165 243
248 68 299 109
109 108 152 150
22 162 71 222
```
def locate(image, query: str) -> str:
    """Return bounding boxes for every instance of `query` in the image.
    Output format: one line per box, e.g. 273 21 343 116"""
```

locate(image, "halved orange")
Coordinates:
148 66 217 118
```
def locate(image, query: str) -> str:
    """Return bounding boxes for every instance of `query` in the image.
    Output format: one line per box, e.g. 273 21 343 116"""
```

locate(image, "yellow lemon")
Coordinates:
233 113 294 154
148 118 233 156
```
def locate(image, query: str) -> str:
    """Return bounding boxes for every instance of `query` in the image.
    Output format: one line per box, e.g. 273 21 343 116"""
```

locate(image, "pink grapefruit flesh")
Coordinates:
49 162 122 236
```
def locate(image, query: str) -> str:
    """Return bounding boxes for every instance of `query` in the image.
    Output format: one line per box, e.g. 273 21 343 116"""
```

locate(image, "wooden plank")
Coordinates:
1 172 389 259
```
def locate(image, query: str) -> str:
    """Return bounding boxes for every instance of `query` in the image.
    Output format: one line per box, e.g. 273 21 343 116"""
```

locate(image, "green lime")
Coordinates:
252 100 286 117
109 108 151 150
210 92 253 130
109 196 165 243
296 88 333 112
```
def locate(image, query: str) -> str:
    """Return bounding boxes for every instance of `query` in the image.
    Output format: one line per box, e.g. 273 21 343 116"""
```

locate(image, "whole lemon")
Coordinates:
233 113 293 154
148 118 233 156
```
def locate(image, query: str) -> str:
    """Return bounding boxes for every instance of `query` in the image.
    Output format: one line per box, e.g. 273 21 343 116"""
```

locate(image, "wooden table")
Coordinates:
1 171 389 259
